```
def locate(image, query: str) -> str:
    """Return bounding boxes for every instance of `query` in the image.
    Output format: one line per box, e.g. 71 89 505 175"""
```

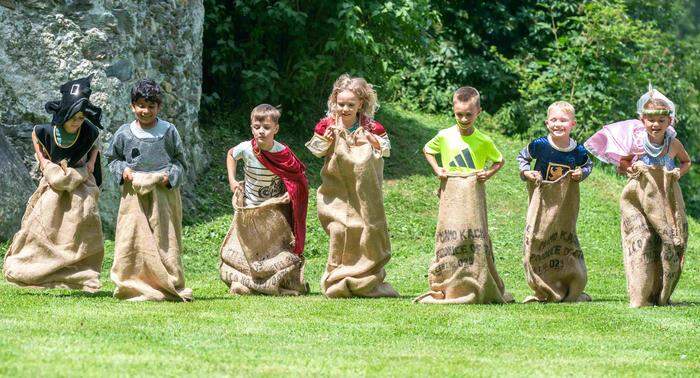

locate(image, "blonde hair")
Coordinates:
547 101 576 120
453 86 481 107
326 74 379 119
250 104 281 124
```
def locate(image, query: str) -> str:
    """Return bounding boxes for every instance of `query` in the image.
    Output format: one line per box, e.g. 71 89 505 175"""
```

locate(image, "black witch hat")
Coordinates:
44 75 103 129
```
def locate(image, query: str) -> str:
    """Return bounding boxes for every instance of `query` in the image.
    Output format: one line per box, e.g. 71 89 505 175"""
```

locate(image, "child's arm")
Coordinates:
516 145 540 182
31 129 49 170
571 155 593 182
105 129 132 184
619 155 635 174
226 148 241 193
164 127 187 188
306 119 334 158
362 121 390 157
477 160 504 182
672 138 692 177
86 145 99 173
423 151 447 179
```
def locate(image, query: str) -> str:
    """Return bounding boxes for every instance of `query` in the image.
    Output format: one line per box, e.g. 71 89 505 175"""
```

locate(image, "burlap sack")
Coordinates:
219 189 308 295
522 173 589 303
3 160 104 292
110 172 192 301
620 165 687 307
415 174 513 304
317 128 398 298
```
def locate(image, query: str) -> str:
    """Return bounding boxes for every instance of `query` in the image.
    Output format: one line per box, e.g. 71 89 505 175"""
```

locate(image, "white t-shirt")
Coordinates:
230 140 286 205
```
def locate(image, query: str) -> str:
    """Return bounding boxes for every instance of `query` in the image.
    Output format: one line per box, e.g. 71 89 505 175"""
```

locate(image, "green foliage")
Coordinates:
202 0 700 216
203 0 437 123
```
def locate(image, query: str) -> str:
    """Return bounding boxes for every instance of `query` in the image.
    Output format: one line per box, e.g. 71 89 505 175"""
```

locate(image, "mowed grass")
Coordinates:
0 105 698 376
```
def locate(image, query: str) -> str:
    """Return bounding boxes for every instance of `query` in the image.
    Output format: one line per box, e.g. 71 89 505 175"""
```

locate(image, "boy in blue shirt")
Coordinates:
517 101 592 182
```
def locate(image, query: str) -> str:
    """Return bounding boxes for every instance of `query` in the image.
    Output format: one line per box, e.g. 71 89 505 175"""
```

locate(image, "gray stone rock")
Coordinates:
105 59 133 82
0 1 207 232
0 126 35 242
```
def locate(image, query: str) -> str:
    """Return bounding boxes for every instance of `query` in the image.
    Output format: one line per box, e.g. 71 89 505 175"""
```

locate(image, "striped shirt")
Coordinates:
230 141 286 205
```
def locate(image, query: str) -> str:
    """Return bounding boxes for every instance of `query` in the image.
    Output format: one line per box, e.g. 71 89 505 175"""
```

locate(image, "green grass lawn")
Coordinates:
1 105 698 376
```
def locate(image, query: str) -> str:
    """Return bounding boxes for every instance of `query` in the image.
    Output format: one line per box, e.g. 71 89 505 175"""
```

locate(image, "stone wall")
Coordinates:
0 0 206 237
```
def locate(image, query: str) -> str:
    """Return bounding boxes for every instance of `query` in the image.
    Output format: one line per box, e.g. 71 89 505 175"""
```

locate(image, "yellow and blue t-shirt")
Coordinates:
423 125 503 174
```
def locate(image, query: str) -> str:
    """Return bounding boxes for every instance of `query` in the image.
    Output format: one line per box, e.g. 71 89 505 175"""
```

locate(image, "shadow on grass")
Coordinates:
20 290 114 299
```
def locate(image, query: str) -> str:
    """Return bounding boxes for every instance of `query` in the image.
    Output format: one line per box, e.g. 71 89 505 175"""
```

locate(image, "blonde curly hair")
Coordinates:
326 74 379 119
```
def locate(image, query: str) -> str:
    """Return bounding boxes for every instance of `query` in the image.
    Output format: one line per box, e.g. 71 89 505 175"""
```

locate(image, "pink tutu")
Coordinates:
584 119 676 166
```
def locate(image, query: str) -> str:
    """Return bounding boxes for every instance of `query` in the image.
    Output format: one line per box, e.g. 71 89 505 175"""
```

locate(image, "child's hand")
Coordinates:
671 168 682 179
477 170 493 182
570 168 583 182
86 159 95 174
323 127 335 142
162 174 169 186
230 181 241 194
434 167 448 179
523 170 541 182
628 161 645 174
122 167 134 182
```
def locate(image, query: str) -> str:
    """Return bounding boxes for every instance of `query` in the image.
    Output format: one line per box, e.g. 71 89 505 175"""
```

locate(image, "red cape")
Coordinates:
251 139 309 255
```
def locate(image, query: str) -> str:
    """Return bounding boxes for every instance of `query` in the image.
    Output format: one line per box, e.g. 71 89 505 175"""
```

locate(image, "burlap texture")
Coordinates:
317 128 398 298
3 161 104 292
415 174 513 304
219 189 308 295
110 172 192 301
522 173 589 303
620 165 687 307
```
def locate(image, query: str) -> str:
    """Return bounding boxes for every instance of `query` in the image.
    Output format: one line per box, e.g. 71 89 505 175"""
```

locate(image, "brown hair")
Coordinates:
453 86 481 107
250 104 281 124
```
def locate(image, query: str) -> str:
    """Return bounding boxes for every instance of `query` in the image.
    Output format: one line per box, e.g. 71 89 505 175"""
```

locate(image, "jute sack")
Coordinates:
415 174 513 304
620 165 687 307
110 172 192 301
317 127 398 298
3 160 104 292
219 189 308 295
522 173 589 303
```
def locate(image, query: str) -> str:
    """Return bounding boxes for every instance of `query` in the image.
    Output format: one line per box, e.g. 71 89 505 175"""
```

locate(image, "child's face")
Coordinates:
335 90 363 120
453 100 480 130
641 113 671 140
63 111 84 133
131 98 161 126
545 107 575 139
251 117 279 146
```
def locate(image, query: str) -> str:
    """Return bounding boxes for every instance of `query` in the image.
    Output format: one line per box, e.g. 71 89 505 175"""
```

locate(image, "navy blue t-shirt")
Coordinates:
527 137 590 181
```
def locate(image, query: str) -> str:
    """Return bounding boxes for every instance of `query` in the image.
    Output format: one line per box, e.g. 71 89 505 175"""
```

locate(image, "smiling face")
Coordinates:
131 98 161 128
251 116 279 149
546 107 576 139
641 102 672 142
63 111 85 133
335 90 363 125
453 99 481 132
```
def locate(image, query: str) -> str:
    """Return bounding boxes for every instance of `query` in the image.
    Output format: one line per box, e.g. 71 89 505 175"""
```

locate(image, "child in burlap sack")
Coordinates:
3 76 104 292
306 74 398 298
415 86 513 304
517 101 593 303
219 104 309 295
104 79 192 302
586 85 692 307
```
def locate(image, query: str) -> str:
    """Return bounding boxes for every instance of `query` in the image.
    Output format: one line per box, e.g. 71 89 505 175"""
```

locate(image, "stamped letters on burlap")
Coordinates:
522 172 590 303
415 174 513 304
620 165 687 307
